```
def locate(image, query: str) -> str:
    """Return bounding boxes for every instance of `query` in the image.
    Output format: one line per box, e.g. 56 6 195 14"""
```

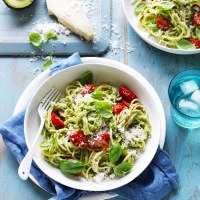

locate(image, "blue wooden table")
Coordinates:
1 0 200 199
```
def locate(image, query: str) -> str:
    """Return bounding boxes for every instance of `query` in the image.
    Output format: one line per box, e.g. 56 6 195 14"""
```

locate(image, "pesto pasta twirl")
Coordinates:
40 71 151 182
134 0 200 49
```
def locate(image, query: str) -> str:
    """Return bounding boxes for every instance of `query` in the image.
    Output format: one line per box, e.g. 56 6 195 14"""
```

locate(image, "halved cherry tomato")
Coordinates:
188 38 200 48
192 11 200 26
51 113 64 127
155 16 172 31
69 131 89 148
113 103 126 115
99 133 110 140
119 86 137 102
89 139 108 152
81 84 95 96
122 101 130 107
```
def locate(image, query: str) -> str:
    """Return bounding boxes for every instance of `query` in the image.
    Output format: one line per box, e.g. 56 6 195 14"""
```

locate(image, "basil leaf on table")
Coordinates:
42 56 54 71
109 142 122 164
176 39 196 50
134 2 146 16
195 28 200 41
114 162 133 176
94 101 113 118
80 71 93 85
157 2 175 10
92 90 103 100
29 33 42 47
45 32 57 41
59 160 86 174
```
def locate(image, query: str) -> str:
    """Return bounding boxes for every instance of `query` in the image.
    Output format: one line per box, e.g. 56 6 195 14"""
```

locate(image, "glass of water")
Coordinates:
168 69 200 129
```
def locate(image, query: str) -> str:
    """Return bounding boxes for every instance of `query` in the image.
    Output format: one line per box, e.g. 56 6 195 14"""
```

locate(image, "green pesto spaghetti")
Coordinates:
40 71 151 182
134 0 200 49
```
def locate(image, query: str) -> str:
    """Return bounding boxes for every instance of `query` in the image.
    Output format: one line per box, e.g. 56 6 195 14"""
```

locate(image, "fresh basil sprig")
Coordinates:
114 162 133 176
109 142 121 164
29 33 42 47
156 2 175 10
42 55 54 71
92 90 103 100
94 101 113 118
196 28 200 41
134 2 146 16
80 71 93 85
45 32 57 41
176 39 196 50
59 160 86 174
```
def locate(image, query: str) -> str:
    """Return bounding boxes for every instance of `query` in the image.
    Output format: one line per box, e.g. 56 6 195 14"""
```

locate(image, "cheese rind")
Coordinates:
46 0 94 41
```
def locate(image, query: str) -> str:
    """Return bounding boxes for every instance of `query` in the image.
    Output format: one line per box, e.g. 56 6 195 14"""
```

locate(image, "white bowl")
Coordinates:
122 0 200 55
24 62 163 191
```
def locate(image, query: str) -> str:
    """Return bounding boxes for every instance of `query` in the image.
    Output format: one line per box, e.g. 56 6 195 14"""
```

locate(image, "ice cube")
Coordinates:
179 99 198 110
191 90 200 104
180 80 199 95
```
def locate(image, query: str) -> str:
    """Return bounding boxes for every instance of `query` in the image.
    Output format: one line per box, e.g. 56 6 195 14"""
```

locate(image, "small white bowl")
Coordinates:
122 0 200 55
24 62 163 191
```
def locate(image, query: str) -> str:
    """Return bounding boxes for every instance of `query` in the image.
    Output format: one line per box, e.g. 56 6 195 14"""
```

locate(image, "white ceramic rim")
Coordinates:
13 57 166 197
121 0 200 55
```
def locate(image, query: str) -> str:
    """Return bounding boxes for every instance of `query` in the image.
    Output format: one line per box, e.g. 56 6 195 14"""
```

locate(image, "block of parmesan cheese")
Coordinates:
46 0 94 41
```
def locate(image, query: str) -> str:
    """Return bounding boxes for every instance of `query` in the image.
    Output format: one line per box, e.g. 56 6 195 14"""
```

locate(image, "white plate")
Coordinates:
14 57 166 199
122 0 200 55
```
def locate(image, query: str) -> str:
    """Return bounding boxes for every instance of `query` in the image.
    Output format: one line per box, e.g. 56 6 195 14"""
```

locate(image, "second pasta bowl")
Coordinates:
24 61 163 191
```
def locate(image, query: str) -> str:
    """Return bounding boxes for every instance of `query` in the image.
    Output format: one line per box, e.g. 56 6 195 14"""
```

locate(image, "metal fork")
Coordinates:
18 87 61 180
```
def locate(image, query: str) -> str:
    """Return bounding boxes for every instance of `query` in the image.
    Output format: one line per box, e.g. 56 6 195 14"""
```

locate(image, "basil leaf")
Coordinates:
157 2 174 10
94 101 113 118
92 90 103 100
59 160 86 174
145 20 158 30
134 2 146 16
196 28 200 41
42 56 54 71
45 32 57 41
109 142 122 164
29 33 42 47
40 139 55 148
114 162 133 176
80 71 93 85
176 39 196 50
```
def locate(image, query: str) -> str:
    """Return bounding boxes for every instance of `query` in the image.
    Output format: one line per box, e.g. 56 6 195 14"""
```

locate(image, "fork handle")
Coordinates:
18 119 45 180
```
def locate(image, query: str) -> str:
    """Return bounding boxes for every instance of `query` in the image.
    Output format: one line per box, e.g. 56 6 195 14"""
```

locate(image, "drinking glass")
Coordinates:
168 69 200 129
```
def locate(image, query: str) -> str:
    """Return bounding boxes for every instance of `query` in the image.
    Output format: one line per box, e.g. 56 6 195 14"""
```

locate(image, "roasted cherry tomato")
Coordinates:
81 84 95 96
51 113 64 127
119 86 137 102
188 38 200 48
99 133 110 140
69 131 89 148
155 16 172 31
122 101 130 107
89 139 108 152
192 11 200 26
113 103 126 115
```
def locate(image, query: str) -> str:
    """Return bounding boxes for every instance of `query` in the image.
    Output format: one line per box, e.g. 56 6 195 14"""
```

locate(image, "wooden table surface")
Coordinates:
1 0 200 199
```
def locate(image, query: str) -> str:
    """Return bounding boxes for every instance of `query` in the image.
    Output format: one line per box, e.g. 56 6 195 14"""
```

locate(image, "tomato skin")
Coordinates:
188 38 200 48
113 103 126 115
51 113 65 127
89 139 108 152
119 86 137 102
99 133 110 140
192 11 200 26
69 131 89 148
155 16 172 30
81 84 95 96
122 101 130 107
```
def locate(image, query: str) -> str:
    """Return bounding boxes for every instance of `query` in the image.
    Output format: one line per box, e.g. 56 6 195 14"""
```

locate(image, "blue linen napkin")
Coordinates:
0 53 178 200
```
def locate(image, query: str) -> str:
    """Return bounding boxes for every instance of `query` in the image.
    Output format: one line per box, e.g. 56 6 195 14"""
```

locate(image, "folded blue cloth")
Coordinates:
0 53 178 200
